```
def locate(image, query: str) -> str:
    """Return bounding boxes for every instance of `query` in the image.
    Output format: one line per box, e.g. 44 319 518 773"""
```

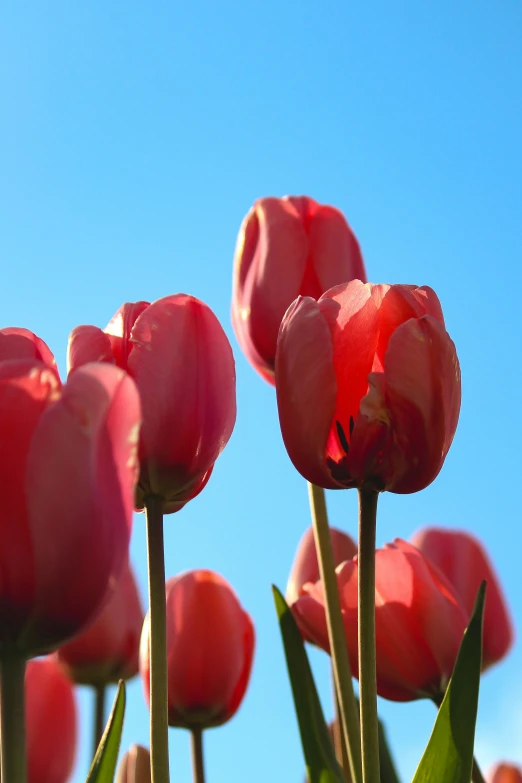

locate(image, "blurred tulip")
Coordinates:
68 295 236 514
0 359 140 655
276 280 461 494
488 764 522 783
411 527 513 670
116 745 151 783
286 525 357 606
140 570 255 728
293 539 468 701
0 327 57 370
232 195 366 384
26 656 77 783
57 563 144 685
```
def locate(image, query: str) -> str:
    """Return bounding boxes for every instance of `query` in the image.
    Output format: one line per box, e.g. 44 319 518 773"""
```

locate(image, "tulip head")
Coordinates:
0 327 57 369
286 525 357 607
276 280 461 494
26 657 77 783
411 527 514 670
140 570 255 729
293 539 468 701
68 295 236 514
232 196 366 384
57 562 144 685
488 764 522 783
116 745 151 783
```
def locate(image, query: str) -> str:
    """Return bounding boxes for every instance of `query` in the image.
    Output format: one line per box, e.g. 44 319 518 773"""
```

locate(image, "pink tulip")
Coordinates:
488 764 522 783
0 327 57 369
116 745 151 783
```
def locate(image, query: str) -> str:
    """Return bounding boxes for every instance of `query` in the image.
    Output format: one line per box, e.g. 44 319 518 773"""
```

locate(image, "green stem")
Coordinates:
92 684 107 760
0 652 27 783
308 482 362 783
190 729 205 783
332 674 351 781
145 496 170 783
357 487 380 783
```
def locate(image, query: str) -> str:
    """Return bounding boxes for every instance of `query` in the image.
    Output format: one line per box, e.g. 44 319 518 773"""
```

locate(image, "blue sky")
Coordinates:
2 1 522 781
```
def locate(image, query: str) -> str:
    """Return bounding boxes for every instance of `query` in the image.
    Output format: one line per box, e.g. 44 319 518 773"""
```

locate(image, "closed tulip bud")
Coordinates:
293 539 468 701
26 657 77 783
0 357 140 655
488 764 522 783
57 563 144 685
140 570 255 729
0 327 57 369
232 196 366 384
286 526 357 606
411 527 513 670
68 295 236 514
276 280 461 494
116 745 151 783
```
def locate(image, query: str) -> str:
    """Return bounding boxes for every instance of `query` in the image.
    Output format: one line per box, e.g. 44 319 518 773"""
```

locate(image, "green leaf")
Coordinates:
411 581 486 783
272 585 345 783
85 681 126 783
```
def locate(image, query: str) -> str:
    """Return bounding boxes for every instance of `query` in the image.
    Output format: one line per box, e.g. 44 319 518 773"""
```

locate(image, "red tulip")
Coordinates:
0 327 57 369
488 764 522 783
0 358 140 655
411 527 513 670
26 656 77 783
276 280 461 494
140 570 255 729
116 745 151 783
68 295 236 514
57 562 144 685
293 539 468 701
286 525 357 606
232 196 366 384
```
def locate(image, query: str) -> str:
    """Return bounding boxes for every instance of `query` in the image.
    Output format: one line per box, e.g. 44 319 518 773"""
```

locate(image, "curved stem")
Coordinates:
190 729 206 783
0 652 27 783
357 487 380 783
92 684 107 759
308 482 362 783
146 496 170 783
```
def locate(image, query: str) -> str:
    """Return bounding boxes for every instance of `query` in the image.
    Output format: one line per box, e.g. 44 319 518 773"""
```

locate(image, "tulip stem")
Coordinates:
92 684 107 759
145 496 171 783
307 482 362 783
190 729 206 783
357 487 380 783
0 652 27 783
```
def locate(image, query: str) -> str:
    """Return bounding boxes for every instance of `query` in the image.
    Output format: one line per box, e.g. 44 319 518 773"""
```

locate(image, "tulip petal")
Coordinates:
67 325 115 373
307 205 366 294
0 328 57 370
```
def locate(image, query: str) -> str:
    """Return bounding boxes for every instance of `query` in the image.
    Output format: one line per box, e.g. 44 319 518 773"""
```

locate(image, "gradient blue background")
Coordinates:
2 1 521 780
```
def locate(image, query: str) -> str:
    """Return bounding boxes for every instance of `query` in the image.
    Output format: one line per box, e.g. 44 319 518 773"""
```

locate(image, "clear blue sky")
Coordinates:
2 2 521 780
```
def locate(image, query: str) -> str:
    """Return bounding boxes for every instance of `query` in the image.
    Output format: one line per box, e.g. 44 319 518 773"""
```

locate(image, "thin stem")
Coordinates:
0 652 27 783
146 495 170 783
308 482 362 783
190 729 206 783
472 758 487 783
332 673 351 781
92 684 107 759
357 487 380 783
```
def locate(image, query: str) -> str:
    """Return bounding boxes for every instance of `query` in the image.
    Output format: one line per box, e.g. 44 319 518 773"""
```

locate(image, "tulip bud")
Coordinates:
57 563 144 685
276 280 461 494
232 196 366 384
116 745 151 783
488 764 522 783
0 327 57 370
411 527 513 671
286 526 357 606
140 570 255 729
293 539 468 701
68 295 236 514
25 657 77 783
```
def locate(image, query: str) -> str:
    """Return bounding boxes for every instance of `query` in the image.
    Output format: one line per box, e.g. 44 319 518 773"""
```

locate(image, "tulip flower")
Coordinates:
286 525 357 606
293 539 468 701
57 562 144 685
488 764 522 783
68 295 236 514
116 745 151 783
276 280 461 494
411 527 513 670
0 327 57 369
140 570 255 729
26 656 77 783
0 358 140 655
232 195 366 384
